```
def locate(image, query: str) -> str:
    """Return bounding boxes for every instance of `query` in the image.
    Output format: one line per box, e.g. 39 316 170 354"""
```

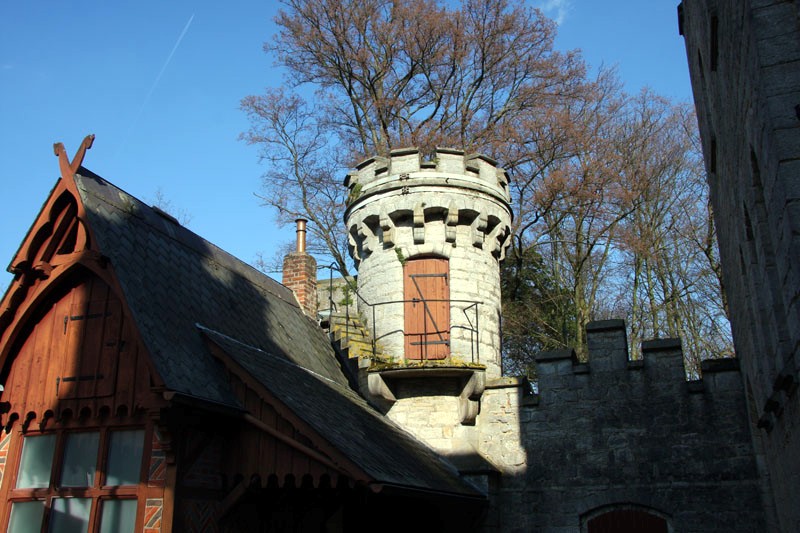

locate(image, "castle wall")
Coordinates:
483 321 766 532
681 2 800 530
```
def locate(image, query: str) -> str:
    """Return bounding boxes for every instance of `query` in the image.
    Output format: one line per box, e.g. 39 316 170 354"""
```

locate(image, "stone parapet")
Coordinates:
482 317 765 532
345 147 510 214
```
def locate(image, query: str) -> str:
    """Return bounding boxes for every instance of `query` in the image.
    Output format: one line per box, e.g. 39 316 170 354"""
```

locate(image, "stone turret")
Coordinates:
344 147 512 378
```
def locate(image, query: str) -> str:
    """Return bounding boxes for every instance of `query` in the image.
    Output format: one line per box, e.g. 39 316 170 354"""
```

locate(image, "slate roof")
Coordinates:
75 169 347 407
72 169 482 498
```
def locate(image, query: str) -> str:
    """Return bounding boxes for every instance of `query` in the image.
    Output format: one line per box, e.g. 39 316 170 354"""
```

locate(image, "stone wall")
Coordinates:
483 320 766 532
317 276 357 319
681 1 800 530
344 148 512 377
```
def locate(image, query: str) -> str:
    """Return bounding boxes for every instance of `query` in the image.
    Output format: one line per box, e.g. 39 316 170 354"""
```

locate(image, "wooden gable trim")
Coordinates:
241 412 345 474
2 136 100 363
0 267 169 433
1 137 166 398
0 244 166 401
200 334 374 487
8 135 95 278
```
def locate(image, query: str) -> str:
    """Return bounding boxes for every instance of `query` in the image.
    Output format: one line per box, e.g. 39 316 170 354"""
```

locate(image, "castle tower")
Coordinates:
344 149 512 437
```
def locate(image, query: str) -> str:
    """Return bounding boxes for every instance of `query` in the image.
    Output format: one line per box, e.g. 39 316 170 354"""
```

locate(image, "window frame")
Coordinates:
3 424 150 533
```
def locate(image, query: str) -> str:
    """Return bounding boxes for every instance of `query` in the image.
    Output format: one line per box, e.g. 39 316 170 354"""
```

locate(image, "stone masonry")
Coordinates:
337 144 767 531
344 148 512 377
483 320 766 532
681 2 800 530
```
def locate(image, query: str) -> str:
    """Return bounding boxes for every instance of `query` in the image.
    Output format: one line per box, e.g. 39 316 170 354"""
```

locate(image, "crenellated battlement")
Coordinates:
478 318 761 531
531 319 742 401
344 147 513 378
344 147 511 213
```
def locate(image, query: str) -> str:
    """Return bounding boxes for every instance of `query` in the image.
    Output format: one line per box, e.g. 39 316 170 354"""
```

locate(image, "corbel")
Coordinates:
472 213 488 248
445 202 458 243
413 203 425 244
458 371 486 425
380 209 395 248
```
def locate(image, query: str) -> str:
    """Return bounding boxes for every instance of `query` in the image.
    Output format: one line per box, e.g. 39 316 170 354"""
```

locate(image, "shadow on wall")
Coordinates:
492 319 766 531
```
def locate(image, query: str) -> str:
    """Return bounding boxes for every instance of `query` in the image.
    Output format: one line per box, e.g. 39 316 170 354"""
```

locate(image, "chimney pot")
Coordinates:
296 219 307 253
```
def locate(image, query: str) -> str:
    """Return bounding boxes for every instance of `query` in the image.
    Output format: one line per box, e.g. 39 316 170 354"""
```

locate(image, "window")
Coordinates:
6 429 145 533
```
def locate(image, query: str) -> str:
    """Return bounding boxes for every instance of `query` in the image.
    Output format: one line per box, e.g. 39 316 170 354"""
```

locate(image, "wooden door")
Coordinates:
587 509 668 533
404 258 450 360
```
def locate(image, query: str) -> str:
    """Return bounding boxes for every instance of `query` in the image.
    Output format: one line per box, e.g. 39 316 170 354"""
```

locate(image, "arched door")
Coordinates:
587 508 668 533
403 258 450 360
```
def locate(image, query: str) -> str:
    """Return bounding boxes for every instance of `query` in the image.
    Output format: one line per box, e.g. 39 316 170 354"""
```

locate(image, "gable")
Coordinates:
73 168 349 409
0 267 162 430
200 330 367 487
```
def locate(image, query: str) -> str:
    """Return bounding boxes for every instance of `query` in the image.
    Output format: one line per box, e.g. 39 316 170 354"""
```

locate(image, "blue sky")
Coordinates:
0 1 692 288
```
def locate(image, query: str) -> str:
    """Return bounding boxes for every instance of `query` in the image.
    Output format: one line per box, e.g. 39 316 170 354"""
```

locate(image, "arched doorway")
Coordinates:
585 505 668 533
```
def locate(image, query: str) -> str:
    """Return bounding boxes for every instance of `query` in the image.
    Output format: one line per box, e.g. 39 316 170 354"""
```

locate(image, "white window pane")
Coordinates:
60 432 99 487
106 430 144 486
17 434 56 488
49 497 91 533
8 501 45 533
99 500 137 533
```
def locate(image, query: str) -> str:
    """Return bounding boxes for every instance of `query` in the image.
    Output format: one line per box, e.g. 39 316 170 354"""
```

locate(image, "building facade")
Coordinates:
0 118 781 529
680 1 800 530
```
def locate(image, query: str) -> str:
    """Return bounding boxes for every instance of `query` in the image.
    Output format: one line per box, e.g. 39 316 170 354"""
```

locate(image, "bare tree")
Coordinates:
241 90 351 273
242 0 586 273
612 92 732 372
243 0 733 377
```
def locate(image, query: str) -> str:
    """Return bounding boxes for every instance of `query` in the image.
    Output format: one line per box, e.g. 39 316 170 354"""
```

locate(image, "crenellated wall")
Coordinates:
344 148 512 377
479 319 766 532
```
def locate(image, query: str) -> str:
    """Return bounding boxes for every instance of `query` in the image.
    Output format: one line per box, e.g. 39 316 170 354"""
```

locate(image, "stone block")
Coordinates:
774 125 800 162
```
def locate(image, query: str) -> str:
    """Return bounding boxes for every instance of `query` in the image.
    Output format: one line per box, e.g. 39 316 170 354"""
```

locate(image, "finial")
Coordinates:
54 134 95 181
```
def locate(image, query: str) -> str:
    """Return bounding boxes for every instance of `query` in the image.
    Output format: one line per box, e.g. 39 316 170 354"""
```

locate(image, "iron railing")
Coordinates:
325 267 483 364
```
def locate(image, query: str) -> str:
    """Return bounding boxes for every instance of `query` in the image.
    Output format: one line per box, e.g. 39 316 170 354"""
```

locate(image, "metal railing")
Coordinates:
324 266 483 364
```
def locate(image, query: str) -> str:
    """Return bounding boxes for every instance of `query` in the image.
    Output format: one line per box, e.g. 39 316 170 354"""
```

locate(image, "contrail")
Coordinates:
116 13 195 156
143 13 195 107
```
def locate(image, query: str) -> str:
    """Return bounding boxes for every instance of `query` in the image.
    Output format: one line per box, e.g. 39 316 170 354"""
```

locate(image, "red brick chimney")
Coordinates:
282 219 317 317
